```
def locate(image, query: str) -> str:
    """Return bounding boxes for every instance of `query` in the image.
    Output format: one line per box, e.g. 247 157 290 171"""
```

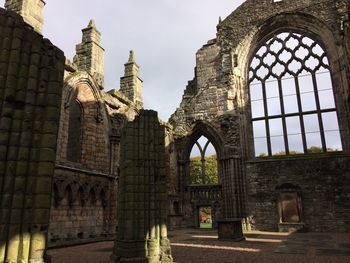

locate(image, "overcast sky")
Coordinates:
0 0 246 120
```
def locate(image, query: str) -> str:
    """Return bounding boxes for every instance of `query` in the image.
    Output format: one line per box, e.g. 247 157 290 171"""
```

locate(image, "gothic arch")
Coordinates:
63 72 104 114
184 121 224 161
56 71 112 172
231 12 350 156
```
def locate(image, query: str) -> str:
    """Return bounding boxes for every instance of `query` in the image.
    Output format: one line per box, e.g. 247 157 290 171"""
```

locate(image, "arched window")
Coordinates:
189 136 218 184
249 31 342 157
67 99 83 162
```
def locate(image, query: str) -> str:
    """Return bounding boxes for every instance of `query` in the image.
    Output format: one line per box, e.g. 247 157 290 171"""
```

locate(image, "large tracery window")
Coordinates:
249 31 342 157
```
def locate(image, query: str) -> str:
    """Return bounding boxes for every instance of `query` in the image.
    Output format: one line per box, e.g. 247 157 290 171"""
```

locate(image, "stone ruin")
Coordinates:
0 0 350 262
112 110 172 263
0 5 65 263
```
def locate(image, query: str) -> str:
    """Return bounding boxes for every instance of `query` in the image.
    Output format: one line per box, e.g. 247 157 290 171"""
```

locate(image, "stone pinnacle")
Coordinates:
88 19 96 29
128 50 135 63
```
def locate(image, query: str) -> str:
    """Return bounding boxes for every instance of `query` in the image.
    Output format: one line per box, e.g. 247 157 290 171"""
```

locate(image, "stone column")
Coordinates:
217 157 246 241
112 110 172 263
0 8 65 263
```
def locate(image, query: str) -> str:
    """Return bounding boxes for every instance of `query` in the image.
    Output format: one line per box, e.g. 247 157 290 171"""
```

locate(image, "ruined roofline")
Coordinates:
5 0 46 33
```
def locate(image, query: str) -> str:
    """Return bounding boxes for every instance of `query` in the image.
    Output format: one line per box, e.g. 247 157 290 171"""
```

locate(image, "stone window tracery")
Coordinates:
189 136 218 184
249 32 342 157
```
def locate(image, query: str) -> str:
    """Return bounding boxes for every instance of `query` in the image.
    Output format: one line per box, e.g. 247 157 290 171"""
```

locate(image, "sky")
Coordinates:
0 0 246 121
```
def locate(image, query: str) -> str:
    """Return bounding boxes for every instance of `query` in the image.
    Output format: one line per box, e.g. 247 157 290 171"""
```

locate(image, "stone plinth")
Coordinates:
217 218 245 241
278 223 305 233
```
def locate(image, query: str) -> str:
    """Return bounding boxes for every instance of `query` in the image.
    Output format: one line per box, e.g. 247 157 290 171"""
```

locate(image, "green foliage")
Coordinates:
189 155 218 184
307 146 323 153
257 146 338 157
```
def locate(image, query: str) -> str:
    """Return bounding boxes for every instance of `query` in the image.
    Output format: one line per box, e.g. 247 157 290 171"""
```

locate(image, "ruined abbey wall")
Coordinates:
2 1 350 257
46 22 141 246
0 7 65 262
170 0 350 232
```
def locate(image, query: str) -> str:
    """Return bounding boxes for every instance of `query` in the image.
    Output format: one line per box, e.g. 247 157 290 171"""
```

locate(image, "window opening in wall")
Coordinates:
67 99 83 162
189 136 218 184
249 32 342 157
199 206 212 229
173 201 180 214
53 183 59 207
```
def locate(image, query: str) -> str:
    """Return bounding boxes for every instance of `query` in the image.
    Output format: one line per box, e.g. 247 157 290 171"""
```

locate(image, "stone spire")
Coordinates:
73 19 105 89
5 0 45 33
120 50 143 109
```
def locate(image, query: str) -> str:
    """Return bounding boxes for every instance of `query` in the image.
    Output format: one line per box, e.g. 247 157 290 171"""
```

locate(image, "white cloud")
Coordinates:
0 0 245 120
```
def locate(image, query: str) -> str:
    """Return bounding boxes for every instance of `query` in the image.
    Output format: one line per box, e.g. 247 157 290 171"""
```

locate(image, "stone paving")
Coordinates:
47 228 350 263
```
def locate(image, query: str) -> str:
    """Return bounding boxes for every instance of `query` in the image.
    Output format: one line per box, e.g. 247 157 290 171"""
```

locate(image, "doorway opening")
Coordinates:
199 206 212 229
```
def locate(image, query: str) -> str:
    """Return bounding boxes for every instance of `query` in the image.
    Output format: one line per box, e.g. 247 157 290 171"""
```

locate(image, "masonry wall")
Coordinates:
0 7 65 262
48 70 138 246
170 0 350 232
246 155 350 232
48 167 115 246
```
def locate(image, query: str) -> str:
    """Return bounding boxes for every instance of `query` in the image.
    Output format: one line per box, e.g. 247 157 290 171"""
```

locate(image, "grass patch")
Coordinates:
200 222 212 229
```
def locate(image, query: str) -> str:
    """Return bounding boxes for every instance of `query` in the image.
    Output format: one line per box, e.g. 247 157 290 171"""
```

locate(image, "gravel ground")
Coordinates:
48 228 350 263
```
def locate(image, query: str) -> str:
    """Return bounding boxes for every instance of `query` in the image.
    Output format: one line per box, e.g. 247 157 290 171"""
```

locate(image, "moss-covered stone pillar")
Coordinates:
112 110 172 263
0 8 65 263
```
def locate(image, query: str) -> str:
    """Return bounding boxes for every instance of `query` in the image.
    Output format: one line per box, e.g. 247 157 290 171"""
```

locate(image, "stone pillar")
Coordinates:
4 0 45 33
112 110 172 263
120 50 143 109
0 8 65 263
217 157 245 241
73 20 105 89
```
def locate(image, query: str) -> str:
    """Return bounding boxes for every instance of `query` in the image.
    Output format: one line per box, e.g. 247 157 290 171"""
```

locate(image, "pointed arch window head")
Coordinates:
249 32 342 157
189 136 218 184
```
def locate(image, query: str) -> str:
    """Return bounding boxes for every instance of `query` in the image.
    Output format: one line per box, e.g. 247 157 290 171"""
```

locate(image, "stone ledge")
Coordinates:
48 236 115 248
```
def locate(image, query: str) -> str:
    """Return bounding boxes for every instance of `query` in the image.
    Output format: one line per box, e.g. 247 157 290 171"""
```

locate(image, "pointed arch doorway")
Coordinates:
188 135 221 229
